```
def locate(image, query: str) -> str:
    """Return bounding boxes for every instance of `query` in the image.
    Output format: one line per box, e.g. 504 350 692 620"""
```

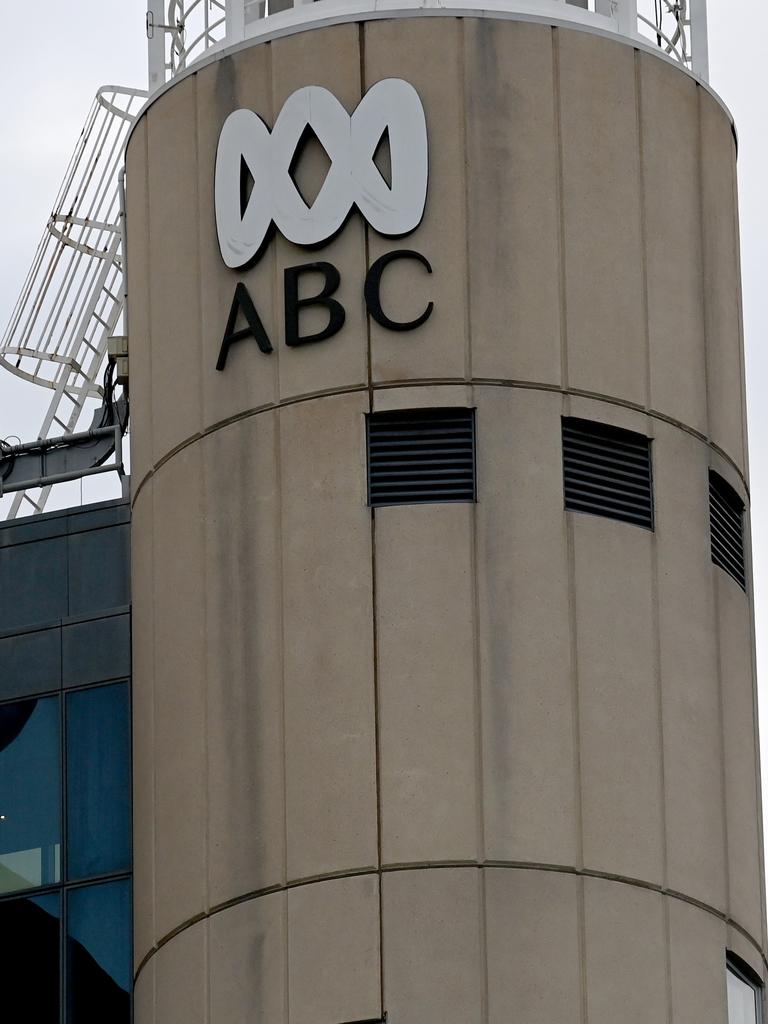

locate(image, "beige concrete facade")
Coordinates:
127 15 766 1023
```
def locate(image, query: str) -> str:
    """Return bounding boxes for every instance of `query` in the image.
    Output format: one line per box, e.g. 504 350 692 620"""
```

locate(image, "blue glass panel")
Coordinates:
67 879 131 1023
0 890 61 1019
66 683 131 880
0 696 61 892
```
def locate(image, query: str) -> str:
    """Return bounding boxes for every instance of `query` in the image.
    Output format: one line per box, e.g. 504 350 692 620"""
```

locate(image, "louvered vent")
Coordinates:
367 407 476 507
709 471 746 590
562 417 654 529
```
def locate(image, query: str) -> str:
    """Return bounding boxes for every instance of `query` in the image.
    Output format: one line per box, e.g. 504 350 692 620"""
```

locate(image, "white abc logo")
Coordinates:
215 78 428 269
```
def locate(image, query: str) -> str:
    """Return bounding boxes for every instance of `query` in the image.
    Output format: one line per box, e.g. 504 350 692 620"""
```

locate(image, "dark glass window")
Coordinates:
67 879 131 1024
0 891 61 1019
66 683 131 880
0 696 61 892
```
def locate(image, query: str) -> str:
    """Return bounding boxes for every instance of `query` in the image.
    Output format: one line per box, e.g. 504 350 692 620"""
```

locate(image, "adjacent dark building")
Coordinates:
0 498 131 1022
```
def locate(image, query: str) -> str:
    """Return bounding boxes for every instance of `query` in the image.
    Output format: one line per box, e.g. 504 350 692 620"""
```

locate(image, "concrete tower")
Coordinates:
127 2 767 1021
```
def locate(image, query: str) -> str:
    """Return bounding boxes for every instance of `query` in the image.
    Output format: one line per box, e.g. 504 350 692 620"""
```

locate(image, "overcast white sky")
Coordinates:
1 0 768 849
0 2 145 509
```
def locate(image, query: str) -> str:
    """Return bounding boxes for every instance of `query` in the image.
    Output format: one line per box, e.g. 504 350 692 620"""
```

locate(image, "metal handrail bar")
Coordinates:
9 97 111 365
0 424 124 498
179 14 227 67
3 97 103 353
43 98 122 361
637 12 686 65
147 0 709 88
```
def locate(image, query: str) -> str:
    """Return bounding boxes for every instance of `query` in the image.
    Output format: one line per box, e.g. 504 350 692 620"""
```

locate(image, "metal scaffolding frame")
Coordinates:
0 85 146 519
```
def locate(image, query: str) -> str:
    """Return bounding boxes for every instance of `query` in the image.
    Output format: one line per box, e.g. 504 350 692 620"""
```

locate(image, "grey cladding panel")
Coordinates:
68 525 130 616
0 537 68 631
63 614 131 687
0 626 62 701
68 501 131 533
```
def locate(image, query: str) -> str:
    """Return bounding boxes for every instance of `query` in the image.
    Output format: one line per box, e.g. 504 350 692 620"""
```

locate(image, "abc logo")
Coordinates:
215 78 429 268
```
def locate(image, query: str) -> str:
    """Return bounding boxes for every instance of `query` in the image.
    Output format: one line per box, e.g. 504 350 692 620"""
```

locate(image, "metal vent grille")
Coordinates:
367 407 476 507
709 472 746 590
562 417 654 529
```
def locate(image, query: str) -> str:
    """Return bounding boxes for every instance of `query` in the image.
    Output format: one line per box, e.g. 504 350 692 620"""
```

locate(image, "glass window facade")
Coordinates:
67 683 131 880
0 891 61 1019
728 959 763 1024
68 879 131 1022
0 696 61 891
0 500 131 1024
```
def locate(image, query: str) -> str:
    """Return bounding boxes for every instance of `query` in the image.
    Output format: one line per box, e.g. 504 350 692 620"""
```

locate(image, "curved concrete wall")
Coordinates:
127 16 767 1023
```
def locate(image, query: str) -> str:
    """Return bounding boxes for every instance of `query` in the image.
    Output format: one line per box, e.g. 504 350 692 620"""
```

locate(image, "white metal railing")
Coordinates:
146 0 709 91
147 0 227 92
635 0 708 79
0 85 146 518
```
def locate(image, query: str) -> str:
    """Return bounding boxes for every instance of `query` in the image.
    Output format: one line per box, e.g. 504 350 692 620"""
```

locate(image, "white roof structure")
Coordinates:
146 0 709 92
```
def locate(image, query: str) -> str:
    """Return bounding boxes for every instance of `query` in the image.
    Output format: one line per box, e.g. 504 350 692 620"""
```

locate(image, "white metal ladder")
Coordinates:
0 85 147 518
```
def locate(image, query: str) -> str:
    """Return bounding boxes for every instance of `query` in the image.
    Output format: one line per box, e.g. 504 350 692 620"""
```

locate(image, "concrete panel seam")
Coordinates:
192 74 212 966
458 22 472 386
565 458 587 875
132 859 768 985
553 27 569 391
713 549 733 921
130 379 752 509
368 399 386 1013
274 393 290 902
641 50 673 895
662 887 674 1024
695 80 714 463
635 51 652 419
358 21 384 1012
577 874 588 1024
148 477 159 957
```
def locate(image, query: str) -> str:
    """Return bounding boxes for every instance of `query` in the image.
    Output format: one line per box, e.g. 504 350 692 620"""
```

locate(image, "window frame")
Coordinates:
727 952 764 1024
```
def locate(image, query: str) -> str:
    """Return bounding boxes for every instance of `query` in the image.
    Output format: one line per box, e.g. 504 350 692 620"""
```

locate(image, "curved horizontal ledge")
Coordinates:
130 377 750 507
127 8 732 155
133 859 767 983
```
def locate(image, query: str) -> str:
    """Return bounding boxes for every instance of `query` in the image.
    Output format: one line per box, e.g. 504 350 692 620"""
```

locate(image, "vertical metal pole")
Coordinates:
689 0 710 80
118 168 129 341
147 0 166 95
226 0 245 43
615 0 637 37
